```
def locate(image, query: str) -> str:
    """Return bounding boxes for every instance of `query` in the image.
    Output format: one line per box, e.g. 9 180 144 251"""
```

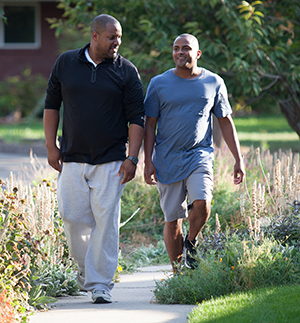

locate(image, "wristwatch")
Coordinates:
126 156 139 165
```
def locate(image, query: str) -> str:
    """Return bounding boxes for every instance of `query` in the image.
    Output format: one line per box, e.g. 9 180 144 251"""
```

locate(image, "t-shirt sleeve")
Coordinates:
212 79 232 118
144 79 160 118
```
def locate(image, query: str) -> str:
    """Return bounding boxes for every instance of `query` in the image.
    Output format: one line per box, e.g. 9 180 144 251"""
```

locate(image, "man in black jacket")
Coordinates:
44 14 144 304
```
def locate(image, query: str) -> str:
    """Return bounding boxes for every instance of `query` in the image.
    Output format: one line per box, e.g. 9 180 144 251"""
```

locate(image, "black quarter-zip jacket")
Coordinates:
45 43 144 165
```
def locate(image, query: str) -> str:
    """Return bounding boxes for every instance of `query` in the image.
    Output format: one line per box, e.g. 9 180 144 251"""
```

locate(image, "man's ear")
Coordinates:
91 31 98 42
197 50 202 59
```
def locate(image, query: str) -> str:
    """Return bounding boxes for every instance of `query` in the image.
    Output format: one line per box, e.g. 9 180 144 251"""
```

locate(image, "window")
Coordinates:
0 2 41 49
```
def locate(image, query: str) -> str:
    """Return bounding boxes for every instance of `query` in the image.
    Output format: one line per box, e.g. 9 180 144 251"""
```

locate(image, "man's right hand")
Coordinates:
144 161 157 185
47 146 63 172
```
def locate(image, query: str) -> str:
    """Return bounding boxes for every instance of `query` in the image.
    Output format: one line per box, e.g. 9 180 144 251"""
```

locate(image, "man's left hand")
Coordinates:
118 159 137 185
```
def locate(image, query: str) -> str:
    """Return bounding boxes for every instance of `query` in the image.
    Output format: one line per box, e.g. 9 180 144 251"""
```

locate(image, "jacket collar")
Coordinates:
78 43 119 64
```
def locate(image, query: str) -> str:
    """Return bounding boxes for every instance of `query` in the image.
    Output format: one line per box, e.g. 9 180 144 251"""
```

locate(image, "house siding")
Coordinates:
0 2 63 81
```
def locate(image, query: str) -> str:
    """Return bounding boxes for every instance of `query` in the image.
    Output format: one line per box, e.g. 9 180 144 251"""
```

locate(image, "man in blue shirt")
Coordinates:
144 33 244 272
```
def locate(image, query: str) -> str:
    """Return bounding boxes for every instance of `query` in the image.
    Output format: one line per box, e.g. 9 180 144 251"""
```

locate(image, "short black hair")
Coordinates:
91 14 120 35
174 33 200 51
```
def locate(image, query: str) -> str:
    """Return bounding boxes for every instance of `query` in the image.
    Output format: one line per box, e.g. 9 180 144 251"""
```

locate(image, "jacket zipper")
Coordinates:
91 66 97 83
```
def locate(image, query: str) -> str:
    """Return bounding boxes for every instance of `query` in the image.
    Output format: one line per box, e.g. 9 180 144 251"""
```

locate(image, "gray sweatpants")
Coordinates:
57 161 124 292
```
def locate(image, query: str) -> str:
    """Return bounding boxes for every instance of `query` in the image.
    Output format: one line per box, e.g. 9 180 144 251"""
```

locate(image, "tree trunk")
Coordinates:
278 96 300 138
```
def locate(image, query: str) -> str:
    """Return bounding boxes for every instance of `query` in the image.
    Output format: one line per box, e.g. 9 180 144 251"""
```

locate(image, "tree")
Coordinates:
51 0 300 137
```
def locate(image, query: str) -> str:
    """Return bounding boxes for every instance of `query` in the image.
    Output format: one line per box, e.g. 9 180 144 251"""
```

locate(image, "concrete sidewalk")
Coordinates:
29 265 195 323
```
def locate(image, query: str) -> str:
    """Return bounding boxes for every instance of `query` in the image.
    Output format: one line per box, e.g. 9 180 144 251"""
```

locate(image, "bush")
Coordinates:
154 237 300 304
120 174 164 243
0 68 47 118
0 174 73 320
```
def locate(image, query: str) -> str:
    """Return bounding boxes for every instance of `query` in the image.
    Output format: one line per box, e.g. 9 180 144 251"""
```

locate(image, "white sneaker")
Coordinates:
92 290 112 304
76 271 86 291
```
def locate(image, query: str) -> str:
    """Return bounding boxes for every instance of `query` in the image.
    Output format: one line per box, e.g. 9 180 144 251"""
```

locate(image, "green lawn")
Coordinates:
188 284 300 323
233 116 299 152
0 116 299 152
0 120 61 143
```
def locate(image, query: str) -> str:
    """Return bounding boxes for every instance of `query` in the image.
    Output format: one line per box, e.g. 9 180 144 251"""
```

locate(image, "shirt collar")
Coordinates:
83 43 119 65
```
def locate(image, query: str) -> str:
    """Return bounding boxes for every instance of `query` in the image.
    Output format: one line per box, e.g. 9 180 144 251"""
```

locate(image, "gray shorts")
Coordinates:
157 162 214 222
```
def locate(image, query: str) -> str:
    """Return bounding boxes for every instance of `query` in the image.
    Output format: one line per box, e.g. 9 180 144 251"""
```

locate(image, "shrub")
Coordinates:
154 237 300 304
0 68 47 118
0 173 73 320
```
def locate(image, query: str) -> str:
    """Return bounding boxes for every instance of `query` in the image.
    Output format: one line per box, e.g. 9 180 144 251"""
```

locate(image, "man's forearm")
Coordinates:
218 115 242 162
128 123 144 157
143 117 157 164
43 109 60 149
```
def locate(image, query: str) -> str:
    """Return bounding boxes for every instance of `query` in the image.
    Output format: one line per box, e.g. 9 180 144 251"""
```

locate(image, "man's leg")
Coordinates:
184 163 213 268
84 161 124 295
187 199 211 241
57 163 94 275
164 218 183 273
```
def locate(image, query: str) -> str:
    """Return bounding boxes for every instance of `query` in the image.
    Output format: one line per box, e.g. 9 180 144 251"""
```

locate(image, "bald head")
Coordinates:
91 14 121 35
174 34 199 51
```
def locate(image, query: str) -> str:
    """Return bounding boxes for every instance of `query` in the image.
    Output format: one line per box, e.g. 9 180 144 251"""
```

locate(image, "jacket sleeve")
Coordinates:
123 65 145 128
44 56 63 111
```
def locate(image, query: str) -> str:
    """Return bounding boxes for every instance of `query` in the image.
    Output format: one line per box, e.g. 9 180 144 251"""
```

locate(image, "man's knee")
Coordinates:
191 199 211 216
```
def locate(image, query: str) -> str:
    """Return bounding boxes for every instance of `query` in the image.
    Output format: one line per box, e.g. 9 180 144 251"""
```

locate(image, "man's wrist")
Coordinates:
126 156 139 165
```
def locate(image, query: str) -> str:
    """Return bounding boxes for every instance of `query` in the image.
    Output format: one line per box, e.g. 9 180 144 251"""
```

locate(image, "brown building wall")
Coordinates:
0 2 63 81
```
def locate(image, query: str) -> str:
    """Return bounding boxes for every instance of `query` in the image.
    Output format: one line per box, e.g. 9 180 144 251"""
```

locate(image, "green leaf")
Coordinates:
255 28 264 37
251 0 263 6
253 11 264 17
252 16 262 25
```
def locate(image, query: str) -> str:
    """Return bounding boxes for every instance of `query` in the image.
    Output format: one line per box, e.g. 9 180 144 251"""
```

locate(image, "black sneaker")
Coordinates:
184 235 199 269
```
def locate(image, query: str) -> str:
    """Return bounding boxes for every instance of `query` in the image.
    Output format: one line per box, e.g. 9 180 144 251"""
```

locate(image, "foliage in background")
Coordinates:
51 0 300 136
0 68 47 119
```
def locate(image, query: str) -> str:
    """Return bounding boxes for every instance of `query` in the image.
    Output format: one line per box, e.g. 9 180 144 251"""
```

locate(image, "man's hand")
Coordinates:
47 146 63 172
233 159 245 185
144 161 157 185
118 159 137 185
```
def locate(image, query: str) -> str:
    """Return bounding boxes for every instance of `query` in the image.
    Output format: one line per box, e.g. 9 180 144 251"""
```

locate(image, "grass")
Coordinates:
233 115 300 152
0 120 61 143
0 115 298 152
0 121 45 143
188 284 300 323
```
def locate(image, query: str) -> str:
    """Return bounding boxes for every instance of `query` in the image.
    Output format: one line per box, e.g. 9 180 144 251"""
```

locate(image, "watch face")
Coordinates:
128 156 138 164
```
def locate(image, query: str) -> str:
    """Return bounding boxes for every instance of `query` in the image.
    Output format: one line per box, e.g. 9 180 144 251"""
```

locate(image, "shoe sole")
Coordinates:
92 296 112 304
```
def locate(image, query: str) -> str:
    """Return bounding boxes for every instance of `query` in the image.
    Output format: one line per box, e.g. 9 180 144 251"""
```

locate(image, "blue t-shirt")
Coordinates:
144 68 232 184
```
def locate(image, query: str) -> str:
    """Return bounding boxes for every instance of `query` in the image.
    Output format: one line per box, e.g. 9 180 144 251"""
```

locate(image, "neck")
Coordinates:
173 66 202 79
88 46 104 65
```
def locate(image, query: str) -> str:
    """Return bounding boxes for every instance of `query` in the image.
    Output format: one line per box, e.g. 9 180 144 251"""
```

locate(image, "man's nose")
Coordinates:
114 38 121 46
